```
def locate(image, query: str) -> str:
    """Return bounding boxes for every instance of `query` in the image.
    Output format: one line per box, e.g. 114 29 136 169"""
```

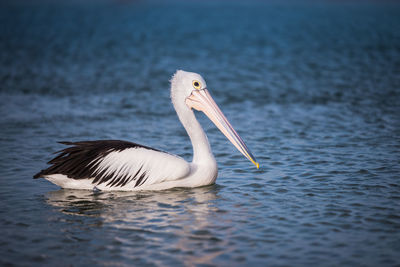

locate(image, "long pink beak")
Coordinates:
186 89 259 169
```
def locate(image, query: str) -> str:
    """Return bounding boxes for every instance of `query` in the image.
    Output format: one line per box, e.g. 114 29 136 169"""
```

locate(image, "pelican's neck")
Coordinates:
174 102 214 164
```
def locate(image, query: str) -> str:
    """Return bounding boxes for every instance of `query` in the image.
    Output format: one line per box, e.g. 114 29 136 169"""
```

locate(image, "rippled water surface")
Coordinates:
1 1 400 266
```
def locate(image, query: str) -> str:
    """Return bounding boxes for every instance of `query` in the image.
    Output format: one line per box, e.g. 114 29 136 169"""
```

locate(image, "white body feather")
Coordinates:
45 147 217 191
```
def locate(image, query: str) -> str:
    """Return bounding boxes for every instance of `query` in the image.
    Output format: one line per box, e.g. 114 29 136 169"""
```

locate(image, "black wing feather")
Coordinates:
33 140 159 187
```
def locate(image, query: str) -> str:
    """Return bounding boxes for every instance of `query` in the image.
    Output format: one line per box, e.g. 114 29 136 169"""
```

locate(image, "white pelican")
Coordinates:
34 70 259 191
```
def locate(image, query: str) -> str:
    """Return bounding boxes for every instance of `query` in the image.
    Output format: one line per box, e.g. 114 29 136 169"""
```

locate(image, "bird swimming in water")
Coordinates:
34 70 259 191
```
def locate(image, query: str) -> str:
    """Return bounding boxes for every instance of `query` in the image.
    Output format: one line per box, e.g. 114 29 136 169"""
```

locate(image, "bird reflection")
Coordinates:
45 185 229 265
46 186 221 219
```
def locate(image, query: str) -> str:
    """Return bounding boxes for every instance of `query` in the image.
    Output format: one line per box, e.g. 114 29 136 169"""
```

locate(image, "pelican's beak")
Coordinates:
186 89 259 169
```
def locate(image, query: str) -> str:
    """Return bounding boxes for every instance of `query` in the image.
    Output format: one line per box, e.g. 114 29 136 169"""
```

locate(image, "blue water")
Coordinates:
1 1 400 266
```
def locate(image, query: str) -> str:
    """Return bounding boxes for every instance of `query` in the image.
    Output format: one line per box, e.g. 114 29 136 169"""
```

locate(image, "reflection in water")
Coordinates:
45 186 230 265
46 189 108 217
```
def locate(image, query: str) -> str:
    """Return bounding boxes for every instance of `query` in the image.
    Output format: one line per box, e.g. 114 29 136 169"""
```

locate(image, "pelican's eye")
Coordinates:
192 80 201 90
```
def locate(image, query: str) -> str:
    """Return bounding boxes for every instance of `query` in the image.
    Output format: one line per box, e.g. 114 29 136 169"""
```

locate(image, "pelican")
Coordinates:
34 70 259 191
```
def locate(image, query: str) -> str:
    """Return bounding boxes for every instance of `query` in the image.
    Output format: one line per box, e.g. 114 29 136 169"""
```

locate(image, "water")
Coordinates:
1 1 400 266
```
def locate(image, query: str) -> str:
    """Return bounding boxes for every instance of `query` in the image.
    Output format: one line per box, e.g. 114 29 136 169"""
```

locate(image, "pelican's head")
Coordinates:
170 70 259 169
